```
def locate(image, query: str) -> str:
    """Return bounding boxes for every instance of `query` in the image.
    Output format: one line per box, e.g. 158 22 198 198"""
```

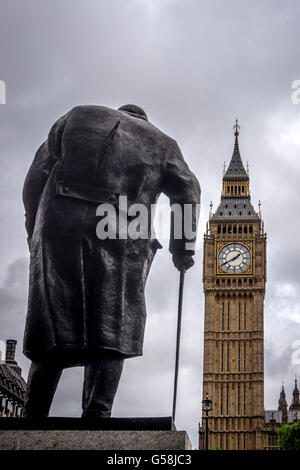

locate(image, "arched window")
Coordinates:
233 225 237 233
223 225 226 234
249 225 253 233
229 211 232 216
238 225 242 233
244 225 248 233
228 224 232 233
242 186 244 194
217 225 221 234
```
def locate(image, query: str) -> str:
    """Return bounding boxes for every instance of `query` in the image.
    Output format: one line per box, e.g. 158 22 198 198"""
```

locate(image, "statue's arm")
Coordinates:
162 140 201 256
22 114 67 239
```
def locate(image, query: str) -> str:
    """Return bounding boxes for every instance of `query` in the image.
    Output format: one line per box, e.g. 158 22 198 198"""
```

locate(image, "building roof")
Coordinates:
265 410 282 424
265 409 300 425
0 361 26 404
211 196 259 221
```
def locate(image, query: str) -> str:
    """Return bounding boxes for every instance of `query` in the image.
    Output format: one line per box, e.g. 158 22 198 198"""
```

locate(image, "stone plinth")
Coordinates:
0 417 192 450
0 429 192 450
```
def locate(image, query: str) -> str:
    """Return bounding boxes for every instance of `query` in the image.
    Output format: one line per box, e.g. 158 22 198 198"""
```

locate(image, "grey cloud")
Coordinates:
1 0 300 448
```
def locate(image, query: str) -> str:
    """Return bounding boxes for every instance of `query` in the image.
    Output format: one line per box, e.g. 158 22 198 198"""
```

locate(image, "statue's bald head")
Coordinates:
118 104 148 121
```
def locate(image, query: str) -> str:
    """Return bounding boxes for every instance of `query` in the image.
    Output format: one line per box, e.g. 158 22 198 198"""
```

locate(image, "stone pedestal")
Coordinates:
0 417 192 450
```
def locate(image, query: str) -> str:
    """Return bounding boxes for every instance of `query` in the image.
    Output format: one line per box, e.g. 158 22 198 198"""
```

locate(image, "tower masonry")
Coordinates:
199 120 266 450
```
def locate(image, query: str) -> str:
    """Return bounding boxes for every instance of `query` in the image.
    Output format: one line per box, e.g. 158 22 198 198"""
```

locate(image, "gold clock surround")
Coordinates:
216 240 253 276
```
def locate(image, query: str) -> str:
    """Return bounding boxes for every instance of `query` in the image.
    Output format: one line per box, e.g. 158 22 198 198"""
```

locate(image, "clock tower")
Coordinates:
199 121 267 450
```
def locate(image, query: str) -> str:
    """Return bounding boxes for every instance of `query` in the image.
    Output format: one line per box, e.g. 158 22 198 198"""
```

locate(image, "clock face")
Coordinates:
218 243 251 274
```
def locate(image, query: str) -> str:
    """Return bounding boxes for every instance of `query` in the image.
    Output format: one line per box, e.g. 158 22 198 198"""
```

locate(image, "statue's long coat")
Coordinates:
23 105 200 363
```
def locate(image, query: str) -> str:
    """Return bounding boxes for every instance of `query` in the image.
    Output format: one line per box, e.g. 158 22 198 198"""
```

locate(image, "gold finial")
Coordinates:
258 200 262 218
223 161 226 175
233 118 240 136
247 161 249 174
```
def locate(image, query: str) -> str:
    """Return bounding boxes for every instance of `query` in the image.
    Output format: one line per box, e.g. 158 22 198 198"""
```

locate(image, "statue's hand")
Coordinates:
172 252 194 272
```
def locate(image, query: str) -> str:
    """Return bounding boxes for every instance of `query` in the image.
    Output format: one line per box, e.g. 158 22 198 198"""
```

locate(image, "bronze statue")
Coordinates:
22 104 200 417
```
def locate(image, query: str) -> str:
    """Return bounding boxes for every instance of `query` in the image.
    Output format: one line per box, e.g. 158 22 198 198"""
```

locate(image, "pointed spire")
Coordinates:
258 200 262 218
209 201 213 220
278 383 288 424
290 377 300 410
279 383 287 405
223 119 248 181
211 119 260 222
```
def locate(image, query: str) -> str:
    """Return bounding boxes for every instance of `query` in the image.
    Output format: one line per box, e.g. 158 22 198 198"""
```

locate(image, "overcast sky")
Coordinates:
0 0 300 448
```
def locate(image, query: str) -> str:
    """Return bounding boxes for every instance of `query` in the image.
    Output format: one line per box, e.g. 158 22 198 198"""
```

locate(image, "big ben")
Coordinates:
199 120 267 450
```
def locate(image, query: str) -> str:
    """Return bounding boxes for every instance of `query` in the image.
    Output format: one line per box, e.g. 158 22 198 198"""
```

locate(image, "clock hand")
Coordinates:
220 252 242 267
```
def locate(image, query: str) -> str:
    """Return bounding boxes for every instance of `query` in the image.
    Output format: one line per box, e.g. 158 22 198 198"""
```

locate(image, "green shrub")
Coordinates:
276 421 300 450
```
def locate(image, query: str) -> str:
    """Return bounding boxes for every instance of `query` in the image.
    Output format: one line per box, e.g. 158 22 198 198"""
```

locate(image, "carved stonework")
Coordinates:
199 123 266 450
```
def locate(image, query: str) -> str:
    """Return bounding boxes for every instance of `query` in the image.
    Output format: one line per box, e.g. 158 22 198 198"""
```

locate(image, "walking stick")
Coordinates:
172 267 186 423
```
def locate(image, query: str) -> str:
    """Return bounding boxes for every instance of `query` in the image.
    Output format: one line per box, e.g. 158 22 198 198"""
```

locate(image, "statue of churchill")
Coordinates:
22 104 200 417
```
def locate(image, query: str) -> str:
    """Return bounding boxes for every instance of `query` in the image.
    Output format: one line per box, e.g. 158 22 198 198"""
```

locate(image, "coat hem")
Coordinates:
23 344 143 364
